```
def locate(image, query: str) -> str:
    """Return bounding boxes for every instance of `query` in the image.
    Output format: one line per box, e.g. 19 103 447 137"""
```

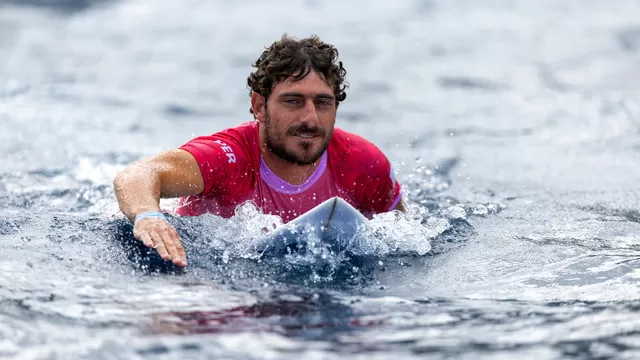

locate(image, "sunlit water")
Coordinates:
2 0 640 359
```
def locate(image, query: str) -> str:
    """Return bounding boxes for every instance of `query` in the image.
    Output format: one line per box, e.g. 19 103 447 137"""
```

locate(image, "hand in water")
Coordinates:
133 218 187 268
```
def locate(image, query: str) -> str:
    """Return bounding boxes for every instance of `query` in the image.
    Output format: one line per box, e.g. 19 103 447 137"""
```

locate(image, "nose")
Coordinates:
300 99 320 126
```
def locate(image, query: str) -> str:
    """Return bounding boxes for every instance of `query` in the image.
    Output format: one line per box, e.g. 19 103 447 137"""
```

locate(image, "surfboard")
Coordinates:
255 196 368 256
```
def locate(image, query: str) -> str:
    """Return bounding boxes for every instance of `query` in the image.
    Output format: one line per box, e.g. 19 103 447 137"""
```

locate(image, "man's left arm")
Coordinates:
348 136 405 216
364 161 404 215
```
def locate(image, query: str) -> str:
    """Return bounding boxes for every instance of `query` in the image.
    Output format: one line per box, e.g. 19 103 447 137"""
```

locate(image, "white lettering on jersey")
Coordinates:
214 140 236 163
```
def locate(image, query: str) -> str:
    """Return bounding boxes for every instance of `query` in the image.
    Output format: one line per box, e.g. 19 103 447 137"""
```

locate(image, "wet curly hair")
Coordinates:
247 34 348 115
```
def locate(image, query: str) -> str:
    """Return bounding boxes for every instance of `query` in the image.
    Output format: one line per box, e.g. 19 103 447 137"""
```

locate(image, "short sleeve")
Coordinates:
355 156 402 214
179 128 255 202
330 130 403 216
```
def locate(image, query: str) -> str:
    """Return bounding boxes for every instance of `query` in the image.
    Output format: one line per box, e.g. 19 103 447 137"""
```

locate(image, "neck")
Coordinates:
260 148 323 185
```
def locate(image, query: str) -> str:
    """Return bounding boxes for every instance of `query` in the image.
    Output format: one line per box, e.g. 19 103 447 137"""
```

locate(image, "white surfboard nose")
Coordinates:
255 196 368 256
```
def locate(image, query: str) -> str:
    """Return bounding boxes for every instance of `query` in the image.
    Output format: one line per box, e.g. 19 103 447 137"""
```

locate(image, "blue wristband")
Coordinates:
134 211 168 225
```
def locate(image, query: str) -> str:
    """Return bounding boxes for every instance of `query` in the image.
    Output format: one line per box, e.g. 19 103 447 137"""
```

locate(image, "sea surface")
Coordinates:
2 0 640 359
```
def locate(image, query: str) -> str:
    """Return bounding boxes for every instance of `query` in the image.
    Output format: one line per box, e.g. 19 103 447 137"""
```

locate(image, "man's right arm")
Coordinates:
113 149 204 268
113 149 204 221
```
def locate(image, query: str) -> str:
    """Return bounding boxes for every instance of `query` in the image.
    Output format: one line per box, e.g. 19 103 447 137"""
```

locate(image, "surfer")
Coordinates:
113 34 405 268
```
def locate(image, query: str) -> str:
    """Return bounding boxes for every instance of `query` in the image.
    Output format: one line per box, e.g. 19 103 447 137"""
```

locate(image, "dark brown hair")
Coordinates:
247 34 348 115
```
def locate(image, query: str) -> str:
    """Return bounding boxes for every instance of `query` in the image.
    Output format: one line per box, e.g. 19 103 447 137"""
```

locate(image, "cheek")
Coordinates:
320 112 336 126
267 116 290 137
271 113 296 130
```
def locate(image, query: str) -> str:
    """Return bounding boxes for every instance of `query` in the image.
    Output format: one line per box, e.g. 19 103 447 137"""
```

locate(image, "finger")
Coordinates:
156 230 187 268
157 229 181 265
138 232 155 248
168 228 187 268
134 222 157 248
150 231 171 261
173 231 187 267
165 230 187 268
133 227 155 248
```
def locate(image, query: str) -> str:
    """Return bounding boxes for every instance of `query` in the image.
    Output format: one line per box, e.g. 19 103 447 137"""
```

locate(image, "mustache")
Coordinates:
287 124 325 137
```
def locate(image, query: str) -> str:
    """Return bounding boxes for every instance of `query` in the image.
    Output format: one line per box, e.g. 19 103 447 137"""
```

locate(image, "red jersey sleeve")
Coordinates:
353 148 402 215
178 124 257 204
330 130 403 216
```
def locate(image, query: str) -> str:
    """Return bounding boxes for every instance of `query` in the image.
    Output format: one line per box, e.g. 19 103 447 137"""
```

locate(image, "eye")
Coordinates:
284 99 300 105
316 99 333 106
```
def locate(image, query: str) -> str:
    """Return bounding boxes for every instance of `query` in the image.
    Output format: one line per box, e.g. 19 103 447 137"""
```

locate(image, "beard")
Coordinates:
264 113 332 166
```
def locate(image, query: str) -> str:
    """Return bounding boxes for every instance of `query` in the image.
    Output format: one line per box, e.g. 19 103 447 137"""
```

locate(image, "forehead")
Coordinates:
272 70 334 96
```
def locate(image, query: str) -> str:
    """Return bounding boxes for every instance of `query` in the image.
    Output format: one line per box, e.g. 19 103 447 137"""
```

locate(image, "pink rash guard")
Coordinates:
175 121 402 223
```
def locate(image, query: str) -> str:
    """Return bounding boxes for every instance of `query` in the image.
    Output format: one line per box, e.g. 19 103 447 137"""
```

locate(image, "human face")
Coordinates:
261 70 337 166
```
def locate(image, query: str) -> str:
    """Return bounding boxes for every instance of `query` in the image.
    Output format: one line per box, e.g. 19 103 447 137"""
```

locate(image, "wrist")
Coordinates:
134 211 168 225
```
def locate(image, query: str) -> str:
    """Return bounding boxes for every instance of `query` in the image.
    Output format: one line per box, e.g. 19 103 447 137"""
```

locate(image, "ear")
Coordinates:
251 92 267 123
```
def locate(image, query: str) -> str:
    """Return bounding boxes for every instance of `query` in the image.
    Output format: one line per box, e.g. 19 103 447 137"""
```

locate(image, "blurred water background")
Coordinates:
2 0 640 359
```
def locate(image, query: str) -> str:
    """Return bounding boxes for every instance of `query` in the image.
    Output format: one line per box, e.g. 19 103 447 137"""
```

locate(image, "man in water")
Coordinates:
114 35 404 268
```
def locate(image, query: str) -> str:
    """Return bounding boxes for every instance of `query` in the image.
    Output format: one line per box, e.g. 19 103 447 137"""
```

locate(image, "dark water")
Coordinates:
2 1 640 359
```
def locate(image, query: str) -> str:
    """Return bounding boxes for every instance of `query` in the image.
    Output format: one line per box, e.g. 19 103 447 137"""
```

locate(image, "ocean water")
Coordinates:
2 0 640 359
